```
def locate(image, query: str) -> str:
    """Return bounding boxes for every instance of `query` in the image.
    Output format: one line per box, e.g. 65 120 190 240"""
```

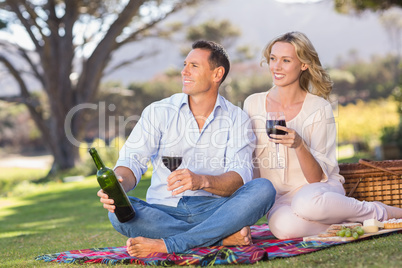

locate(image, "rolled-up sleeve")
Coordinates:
303 102 339 183
114 104 161 187
225 109 256 184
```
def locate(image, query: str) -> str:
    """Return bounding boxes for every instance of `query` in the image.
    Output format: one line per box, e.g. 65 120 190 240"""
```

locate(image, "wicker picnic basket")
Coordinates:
339 159 402 208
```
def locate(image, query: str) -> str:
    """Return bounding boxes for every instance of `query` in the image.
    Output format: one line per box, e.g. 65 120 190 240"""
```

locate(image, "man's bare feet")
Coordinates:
222 226 252 246
126 237 167 257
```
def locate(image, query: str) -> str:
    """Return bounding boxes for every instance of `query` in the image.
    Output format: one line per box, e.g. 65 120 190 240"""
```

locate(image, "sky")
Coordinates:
276 0 324 3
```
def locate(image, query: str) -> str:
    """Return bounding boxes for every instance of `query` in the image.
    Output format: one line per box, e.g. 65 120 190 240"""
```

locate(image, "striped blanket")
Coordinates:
33 224 360 266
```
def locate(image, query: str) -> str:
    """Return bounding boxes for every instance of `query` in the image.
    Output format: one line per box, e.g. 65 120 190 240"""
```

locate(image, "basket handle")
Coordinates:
347 159 401 197
358 159 401 177
347 178 362 197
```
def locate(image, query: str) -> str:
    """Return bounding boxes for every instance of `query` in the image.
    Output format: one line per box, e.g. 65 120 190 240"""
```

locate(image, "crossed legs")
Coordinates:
109 178 275 257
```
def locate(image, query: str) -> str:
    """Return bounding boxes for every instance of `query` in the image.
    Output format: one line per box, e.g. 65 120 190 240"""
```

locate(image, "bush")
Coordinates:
381 124 402 149
336 98 399 145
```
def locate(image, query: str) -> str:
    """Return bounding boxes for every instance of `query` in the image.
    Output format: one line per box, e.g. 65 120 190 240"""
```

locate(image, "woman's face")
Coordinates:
268 41 306 88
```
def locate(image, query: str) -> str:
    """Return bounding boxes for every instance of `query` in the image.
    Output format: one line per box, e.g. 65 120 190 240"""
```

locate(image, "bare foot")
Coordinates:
126 237 167 257
374 201 402 220
222 226 252 246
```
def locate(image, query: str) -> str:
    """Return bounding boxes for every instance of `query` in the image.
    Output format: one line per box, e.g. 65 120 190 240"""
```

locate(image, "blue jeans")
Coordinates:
108 178 275 253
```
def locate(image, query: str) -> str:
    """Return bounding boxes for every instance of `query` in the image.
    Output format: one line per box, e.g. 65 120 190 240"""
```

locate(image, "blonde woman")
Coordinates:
243 31 402 239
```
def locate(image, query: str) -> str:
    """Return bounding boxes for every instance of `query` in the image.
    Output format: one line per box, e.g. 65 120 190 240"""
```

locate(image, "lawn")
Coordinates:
1 170 402 267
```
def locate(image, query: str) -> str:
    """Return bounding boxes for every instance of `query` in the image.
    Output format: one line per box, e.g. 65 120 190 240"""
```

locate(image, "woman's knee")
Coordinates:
268 209 328 239
291 193 327 221
268 212 303 239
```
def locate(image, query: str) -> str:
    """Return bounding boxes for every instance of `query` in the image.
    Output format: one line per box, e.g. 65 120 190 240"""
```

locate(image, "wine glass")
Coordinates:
162 155 183 196
162 156 183 172
266 112 287 169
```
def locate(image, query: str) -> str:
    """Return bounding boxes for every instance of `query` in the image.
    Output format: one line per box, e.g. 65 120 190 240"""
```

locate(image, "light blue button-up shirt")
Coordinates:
115 93 256 207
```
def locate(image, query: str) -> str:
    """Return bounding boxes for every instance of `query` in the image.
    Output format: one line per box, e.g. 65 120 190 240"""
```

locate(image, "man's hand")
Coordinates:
97 177 124 213
167 169 205 196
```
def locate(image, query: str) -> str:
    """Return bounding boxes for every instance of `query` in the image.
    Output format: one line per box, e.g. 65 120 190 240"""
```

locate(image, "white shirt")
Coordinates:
115 93 256 206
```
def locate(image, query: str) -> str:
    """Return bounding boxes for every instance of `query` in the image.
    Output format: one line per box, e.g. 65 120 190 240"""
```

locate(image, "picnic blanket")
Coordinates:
35 224 400 266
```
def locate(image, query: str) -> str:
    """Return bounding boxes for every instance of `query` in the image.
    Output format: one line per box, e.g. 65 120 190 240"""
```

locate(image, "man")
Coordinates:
97 40 276 257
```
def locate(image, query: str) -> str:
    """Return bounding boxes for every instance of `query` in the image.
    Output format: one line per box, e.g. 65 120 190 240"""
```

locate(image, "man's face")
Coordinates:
181 48 216 97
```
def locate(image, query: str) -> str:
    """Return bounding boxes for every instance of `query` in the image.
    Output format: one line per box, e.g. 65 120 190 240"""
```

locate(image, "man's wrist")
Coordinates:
201 175 210 190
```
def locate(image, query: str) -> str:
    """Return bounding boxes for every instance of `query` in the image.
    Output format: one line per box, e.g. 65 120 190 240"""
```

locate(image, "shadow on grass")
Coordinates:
1 186 104 239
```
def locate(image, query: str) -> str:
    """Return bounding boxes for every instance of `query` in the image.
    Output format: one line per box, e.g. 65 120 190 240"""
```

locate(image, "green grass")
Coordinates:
1 170 402 267
0 167 49 197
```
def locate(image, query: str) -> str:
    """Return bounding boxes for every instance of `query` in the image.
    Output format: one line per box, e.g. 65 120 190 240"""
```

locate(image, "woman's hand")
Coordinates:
269 125 304 150
270 125 323 182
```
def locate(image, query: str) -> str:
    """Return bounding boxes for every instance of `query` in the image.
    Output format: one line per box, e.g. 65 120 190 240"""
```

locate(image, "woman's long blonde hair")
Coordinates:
261 31 333 100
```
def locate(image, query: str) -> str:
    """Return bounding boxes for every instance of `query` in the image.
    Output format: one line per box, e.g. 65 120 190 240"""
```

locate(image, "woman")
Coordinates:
243 31 402 239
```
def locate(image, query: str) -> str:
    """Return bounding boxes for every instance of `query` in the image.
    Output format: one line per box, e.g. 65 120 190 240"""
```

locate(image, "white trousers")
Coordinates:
267 179 387 239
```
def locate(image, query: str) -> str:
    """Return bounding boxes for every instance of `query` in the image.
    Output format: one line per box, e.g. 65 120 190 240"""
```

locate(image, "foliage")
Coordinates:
381 125 402 148
334 0 402 14
336 98 399 145
393 85 402 115
90 75 183 140
0 136 131 199
0 168 48 197
186 19 241 48
79 136 126 168
331 54 400 104
181 19 258 62
224 71 272 106
0 102 43 151
44 137 125 183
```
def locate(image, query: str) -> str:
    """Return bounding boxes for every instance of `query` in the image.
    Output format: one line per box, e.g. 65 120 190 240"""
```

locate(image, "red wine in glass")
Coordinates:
162 156 183 172
266 112 286 168
266 119 287 138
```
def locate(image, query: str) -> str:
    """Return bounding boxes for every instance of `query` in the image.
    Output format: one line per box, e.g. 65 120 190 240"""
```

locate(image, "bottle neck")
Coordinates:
89 148 105 170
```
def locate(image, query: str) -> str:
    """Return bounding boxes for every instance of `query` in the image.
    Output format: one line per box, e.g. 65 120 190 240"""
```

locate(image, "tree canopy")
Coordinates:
334 0 402 14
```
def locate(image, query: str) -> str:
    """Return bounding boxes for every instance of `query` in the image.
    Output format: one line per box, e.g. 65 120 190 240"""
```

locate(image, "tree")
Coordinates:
334 0 402 14
379 8 402 85
186 19 241 49
182 19 257 62
0 0 200 172
334 0 402 157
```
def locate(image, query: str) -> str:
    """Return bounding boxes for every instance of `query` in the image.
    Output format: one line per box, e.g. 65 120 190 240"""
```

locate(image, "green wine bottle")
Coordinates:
88 148 135 223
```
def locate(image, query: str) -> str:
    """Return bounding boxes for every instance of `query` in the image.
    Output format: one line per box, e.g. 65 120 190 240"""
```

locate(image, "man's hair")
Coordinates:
192 40 230 84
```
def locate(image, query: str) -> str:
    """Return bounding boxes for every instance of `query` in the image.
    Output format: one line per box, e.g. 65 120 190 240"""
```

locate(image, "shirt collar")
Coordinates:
180 93 228 115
